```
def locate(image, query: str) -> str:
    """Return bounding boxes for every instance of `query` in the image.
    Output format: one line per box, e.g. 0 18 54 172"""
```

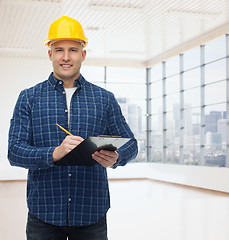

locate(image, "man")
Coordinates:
8 16 138 240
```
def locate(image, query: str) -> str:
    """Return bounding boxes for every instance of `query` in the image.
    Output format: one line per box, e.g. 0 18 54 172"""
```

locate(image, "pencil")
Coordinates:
56 123 73 136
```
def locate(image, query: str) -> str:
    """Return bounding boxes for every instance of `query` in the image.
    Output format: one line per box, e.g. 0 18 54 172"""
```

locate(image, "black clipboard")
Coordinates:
54 136 131 166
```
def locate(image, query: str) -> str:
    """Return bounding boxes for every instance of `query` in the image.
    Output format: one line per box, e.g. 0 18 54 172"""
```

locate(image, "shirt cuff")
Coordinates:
42 146 56 168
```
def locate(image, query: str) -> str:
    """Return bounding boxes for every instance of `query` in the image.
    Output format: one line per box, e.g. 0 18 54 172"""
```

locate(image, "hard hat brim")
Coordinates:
44 38 88 48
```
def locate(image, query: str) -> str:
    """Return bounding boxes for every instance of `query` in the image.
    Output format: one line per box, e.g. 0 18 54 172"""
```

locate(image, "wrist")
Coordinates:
52 146 61 162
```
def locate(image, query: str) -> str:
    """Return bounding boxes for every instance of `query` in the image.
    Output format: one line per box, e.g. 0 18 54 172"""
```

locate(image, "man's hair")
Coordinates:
50 40 84 49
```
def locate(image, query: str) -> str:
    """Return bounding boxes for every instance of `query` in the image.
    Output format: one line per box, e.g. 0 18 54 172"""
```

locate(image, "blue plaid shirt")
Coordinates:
8 73 138 226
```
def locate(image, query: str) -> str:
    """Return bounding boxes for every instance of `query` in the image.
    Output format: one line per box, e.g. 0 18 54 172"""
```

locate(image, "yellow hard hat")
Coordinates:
45 16 88 48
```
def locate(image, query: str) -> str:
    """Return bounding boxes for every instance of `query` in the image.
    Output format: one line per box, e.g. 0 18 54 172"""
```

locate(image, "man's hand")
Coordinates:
52 135 84 162
92 150 119 168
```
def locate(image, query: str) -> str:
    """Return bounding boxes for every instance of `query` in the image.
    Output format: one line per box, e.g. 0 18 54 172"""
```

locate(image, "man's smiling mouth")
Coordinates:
61 64 72 68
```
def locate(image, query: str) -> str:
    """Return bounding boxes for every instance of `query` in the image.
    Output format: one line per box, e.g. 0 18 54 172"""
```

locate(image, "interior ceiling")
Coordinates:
1 0 229 68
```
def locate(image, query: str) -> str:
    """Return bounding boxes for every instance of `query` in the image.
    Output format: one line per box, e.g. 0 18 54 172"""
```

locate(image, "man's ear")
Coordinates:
82 50 86 62
48 49 52 61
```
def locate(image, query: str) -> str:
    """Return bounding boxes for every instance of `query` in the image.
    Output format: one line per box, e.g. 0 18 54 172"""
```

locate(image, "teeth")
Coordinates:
62 64 71 67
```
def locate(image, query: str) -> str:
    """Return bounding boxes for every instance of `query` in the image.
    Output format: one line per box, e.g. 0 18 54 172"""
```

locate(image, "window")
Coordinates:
205 36 226 63
81 66 104 83
166 56 180 77
151 63 162 82
81 66 146 163
205 81 226 105
183 68 200 90
106 67 146 163
183 47 200 70
166 75 180 94
84 35 229 168
148 34 228 167
205 59 226 84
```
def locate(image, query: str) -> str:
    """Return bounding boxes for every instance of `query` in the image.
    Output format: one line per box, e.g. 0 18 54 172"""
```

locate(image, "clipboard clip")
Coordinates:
97 135 121 138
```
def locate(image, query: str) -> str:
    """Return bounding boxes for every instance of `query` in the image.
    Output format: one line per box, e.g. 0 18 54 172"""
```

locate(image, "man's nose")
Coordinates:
63 50 70 61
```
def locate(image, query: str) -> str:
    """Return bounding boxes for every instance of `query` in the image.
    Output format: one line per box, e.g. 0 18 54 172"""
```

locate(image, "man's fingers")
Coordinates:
53 135 84 162
92 150 118 168
63 136 84 148
65 136 84 144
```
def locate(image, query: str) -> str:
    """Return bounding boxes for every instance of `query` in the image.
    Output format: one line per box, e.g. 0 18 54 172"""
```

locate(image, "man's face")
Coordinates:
48 40 86 86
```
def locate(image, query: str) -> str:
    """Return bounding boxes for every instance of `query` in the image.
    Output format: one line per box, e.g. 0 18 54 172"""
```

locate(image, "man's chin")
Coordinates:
55 73 79 82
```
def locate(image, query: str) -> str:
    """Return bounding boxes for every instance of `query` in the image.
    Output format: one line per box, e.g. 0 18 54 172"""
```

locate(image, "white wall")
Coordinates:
108 162 229 193
0 57 52 180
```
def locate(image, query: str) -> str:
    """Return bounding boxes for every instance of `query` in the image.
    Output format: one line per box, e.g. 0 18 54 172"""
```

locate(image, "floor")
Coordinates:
108 179 229 240
0 179 229 240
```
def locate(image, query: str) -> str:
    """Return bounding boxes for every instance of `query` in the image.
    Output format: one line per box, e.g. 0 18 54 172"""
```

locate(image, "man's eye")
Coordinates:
55 49 63 52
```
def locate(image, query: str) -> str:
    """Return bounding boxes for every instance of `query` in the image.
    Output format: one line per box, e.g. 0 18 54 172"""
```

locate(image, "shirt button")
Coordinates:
59 81 63 85
69 197 71 202
68 173 71 177
65 109 68 112
63 91 65 94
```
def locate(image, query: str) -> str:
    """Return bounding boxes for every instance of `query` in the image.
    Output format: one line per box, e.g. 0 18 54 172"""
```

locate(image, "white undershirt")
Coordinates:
64 87 77 123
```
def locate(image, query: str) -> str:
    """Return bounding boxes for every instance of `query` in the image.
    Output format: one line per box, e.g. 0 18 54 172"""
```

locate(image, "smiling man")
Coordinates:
8 16 138 240
48 40 86 87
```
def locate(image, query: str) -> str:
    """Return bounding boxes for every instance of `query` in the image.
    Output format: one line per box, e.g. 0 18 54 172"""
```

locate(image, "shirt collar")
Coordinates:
48 72 85 90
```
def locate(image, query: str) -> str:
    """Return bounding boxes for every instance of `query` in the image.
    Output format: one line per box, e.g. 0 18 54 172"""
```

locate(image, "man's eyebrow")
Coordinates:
54 47 80 50
53 47 63 50
69 47 80 50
